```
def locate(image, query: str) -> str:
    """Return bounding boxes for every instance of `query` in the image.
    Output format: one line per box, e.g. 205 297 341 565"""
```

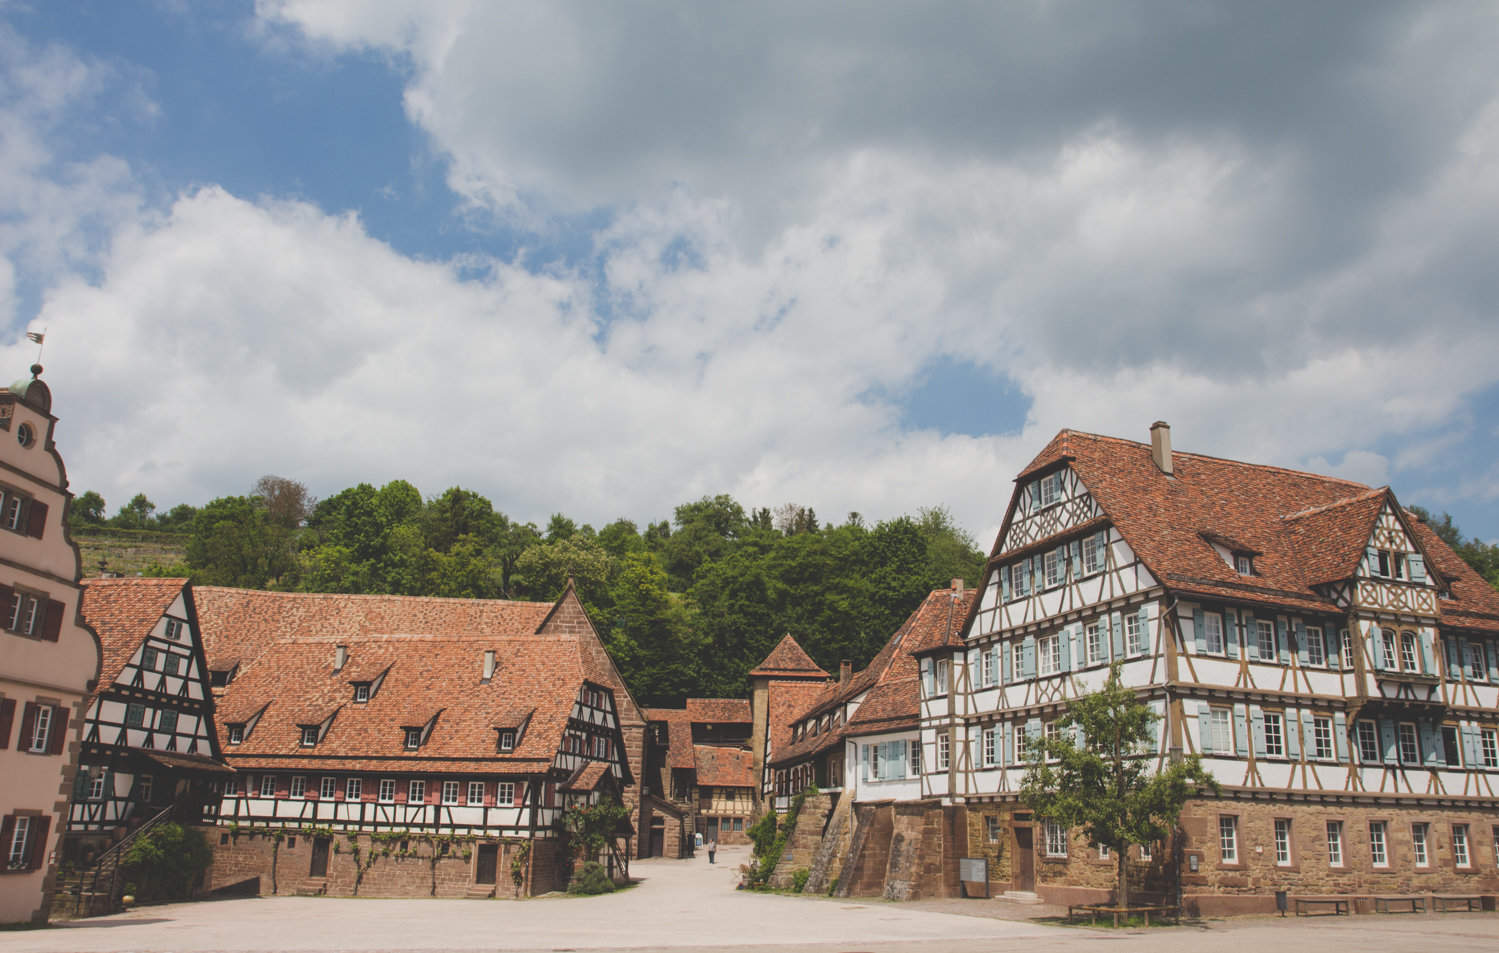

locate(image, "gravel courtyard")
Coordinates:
5 845 1494 953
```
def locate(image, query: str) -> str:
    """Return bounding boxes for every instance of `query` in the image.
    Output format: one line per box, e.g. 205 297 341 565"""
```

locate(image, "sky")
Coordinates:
4 1 1499 547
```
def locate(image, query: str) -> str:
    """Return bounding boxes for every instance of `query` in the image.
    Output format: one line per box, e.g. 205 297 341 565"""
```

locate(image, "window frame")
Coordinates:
1305 626 1326 666
442 780 460 805
937 732 950 770
1037 634 1061 676
319 776 337 799
467 781 485 806
1481 728 1499 769
403 727 422 750
408 780 426 804
27 705 52 753
1326 820 1344 867
378 779 396 803
1312 716 1334 761
1203 612 1225 655
1263 711 1285 758
1397 722 1420 765
1218 815 1238 865
1356 720 1380 763
1085 621 1106 665
5 816 33 870
346 777 362 800
290 776 307 798
1369 821 1388 867
1256 620 1276 660
1412 822 1429 867
259 774 276 798
300 725 319 748
496 781 516 805
1273 818 1292 866
1453 824 1470 868
1124 613 1143 655
1044 820 1068 858
227 723 244 745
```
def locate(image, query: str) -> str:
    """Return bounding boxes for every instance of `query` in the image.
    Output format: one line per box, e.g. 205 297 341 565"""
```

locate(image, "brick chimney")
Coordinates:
840 659 852 683
333 644 348 673
951 577 965 594
1150 421 1174 475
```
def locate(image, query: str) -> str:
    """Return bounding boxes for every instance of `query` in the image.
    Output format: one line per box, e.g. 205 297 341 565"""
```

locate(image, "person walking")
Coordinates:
708 838 717 864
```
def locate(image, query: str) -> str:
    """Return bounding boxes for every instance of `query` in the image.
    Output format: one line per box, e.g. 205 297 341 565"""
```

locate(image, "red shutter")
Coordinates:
46 706 69 755
0 585 13 628
513 782 524 807
0 698 13 749
41 600 64 642
26 815 51 870
18 703 37 752
0 816 14 864
25 500 47 539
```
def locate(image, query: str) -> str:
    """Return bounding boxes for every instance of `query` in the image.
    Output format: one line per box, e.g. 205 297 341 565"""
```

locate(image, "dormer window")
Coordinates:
403 727 422 750
227 724 244 745
1234 553 1253 575
497 730 515 752
165 618 185 641
353 683 370 703
300 726 319 747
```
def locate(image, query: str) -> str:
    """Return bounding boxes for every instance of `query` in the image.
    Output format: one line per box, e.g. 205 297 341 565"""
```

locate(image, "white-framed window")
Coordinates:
981 649 995 686
1274 818 1292 866
909 740 921 777
1098 843 1110 860
1206 707 1232 754
1340 629 1354 668
1255 620 1276 660
1044 820 1068 857
353 683 370 703
498 730 515 752
1468 644 1488 681
1312 716 1334 761
300 725 318 747
319 777 336 799
937 733 950 769
985 816 1001 844
1083 533 1104 574
404 727 422 750
1138 841 1153 862
27 705 52 752
442 780 460 805
1125 613 1144 655
1039 471 1062 508
164 618 184 641
227 723 244 745
467 781 485 806
1012 643 1024 679
1234 553 1253 575
1400 631 1419 671
1263 712 1284 757
1381 630 1399 670
496 781 516 805
1012 560 1031 598
1370 821 1388 867
1481 728 1499 768
290 776 307 798
982 726 998 767
1086 622 1106 665
1203 612 1225 654
378 779 396 802
1218 816 1238 863
6 816 33 870
259 775 276 797
1356 721 1380 763
1441 725 1462 767
1015 725 1031 762
346 778 361 800
88 773 105 800
1412 822 1429 867
1 488 28 533
1453 824 1470 868
1326 821 1344 867
1044 549 1061 589
1038 634 1061 676
408 780 425 803
1306 626 1326 666
1398 723 1420 764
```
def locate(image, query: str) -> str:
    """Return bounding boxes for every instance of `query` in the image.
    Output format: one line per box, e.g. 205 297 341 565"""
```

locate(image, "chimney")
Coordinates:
1150 421 1173 476
333 644 348 673
840 659 852 683
482 649 497 682
951 577 965 594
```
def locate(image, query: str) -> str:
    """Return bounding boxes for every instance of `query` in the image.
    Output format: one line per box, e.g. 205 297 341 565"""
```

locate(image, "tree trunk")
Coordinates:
1117 843 1128 909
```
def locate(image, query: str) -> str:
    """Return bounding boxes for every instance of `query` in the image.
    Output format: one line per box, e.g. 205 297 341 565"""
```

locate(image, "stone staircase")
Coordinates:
801 793 853 895
292 878 328 897
768 792 833 889
54 805 176 918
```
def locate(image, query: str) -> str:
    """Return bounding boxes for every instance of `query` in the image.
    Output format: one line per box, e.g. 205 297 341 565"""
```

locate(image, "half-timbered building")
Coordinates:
68 578 228 860
640 698 753 855
0 366 101 925
943 423 1499 912
748 635 832 802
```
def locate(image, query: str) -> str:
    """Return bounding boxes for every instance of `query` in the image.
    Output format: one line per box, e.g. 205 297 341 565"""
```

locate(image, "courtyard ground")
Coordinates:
4 845 1494 953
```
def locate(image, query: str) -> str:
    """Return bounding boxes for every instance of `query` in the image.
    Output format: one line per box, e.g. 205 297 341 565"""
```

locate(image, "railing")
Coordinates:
69 804 175 917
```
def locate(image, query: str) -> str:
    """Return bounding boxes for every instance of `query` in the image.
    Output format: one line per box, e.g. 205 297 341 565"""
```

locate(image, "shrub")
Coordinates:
120 823 211 902
567 861 615 895
792 868 810 893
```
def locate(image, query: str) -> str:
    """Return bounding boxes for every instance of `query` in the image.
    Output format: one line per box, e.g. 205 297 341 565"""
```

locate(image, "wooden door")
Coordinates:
310 837 330 878
475 844 499 885
649 820 665 857
1014 826 1035 891
705 817 719 842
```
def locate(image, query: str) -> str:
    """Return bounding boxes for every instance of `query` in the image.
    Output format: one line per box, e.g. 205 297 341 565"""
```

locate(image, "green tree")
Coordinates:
70 490 106 526
112 493 156 529
155 503 198 531
596 518 645 559
119 822 211 902
662 494 749 589
512 533 614 605
185 496 295 588
604 552 705 702
1021 665 1218 908
253 474 314 528
1408 506 1499 588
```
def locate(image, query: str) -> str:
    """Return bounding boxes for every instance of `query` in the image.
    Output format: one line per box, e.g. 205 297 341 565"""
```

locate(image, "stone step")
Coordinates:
464 886 496 899
292 880 328 897
1002 890 1043 904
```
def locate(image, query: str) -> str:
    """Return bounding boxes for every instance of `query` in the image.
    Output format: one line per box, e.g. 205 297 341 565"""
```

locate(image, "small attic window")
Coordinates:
497 730 515 752
299 725 319 747
353 683 371 703
165 618 185 641
227 724 244 745
403 727 422 750
1234 554 1253 575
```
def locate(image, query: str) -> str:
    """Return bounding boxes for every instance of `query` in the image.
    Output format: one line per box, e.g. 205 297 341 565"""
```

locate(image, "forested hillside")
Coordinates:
70 478 986 703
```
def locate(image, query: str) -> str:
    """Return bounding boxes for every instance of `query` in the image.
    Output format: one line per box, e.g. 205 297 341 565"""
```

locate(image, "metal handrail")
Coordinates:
73 804 176 916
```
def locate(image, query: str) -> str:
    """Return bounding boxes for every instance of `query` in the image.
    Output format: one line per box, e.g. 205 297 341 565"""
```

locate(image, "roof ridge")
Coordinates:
193 585 554 609
1281 487 1389 522
1053 430 1374 489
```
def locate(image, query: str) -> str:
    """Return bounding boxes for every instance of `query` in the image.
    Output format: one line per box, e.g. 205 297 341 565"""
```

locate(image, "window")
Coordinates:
27 705 52 752
1274 818 1292 866
408 780 425 803
1125 614 1144 655
165 618 184 641
936 658 949 694
378 779 396 802
1138 841 1152 861
909 740 921 777
5 816 34 870
1234 553 1253 575
1012 560 1031 598
404 728 422 750
937 733 950 769
1441 725 1462 767
1327 821 1344 867
1468 644 1488 681
1306 626 1325 666
1044 720 1060 747
442 781 460 805
3 589 47 638
1 489 27 532
290 776 306 798
1040 471 1061 508
227 723 244 745
1012 643 1024 679
981 649 995 686
1356 721 1380 763
1038 634 1061 676
259 775 276 797
1400 631 1419 671
1398 723 1420 764
300 725 319 747
140 646 158 671
497 781 516 805
1340 629 1354 668
319 777 336 799
983 726 999 767
1098 843 1110 860
1263 712 1284 758
498 730 515 752
1218 816 1238 864
88 773 105 800
1481 728 1498 768
1369 821 1388 867
467 781 485 806
1412 822 1429 867
346 778 361 800
1085 622 1106 665
1016 725 1031 762
1255 620 1276 660
985 816 1001 844
1045 820 1068 857
162 654 182 676
1312 717 1334 761
1381 630 1398 670
1083 533 1104 574
1376 550 1391 577
353 683 370 703
158 709 177 734
125 703 145 728
1205 707 1232 754
1044 549 1061 589
1453 824 1470 867
1203 612 1225 654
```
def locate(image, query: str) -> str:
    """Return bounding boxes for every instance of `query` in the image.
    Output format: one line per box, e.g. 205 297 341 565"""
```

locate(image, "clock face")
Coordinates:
16 422 34 448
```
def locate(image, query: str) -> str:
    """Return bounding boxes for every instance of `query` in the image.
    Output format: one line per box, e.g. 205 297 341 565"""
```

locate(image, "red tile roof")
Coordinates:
562 761 611 793
80 577 190 687
693 745 754 788
685 698 751 724
644 707 696 770
749 634 830 679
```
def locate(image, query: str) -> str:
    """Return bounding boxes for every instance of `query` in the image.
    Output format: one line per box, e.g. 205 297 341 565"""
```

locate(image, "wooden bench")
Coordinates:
1431 895 1483 913
1293 897 1350 917
1373 895 1424 914
1067 902 1181 927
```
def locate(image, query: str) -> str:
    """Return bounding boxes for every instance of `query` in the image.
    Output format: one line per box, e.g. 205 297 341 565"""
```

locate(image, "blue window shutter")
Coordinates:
1409 553 1426 582
1462 725 1479 766
1379 719 1398 763
1196 702 1213 753
1250 706 1266 758
1333 713 1349 762
1301 711 1316 758
1033 554 1044 588
1001 566 1011 602
1295 621 1309 666
861 743 869 781
1147 709 1159 748
1243 610 1257 659
1276 618 1291 665
1225 609 1240 659
1060 626 1073 672
1004 726 1014 764
1420 722 1441 766
1193 607 1207 653
1326 626 1341 670
1022 636 1036 678
1285 709 1301 759
1233 704 1248 756
1419 633 1435 674
1445 637 1461 679
922 659 934 697
1110 611 1125 658
1026 718 1041 747
1071 625 1084 670
1488 640 1499 681
1365 545 1380 575
1371 628 1386 670
1002 643 1013 683
1069 541 1082 578
1136 606 1149 656
990 646 1000 687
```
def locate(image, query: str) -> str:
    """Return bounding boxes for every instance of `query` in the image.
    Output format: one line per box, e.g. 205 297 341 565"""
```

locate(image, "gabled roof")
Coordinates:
80 577 190 688
644 706 696 770
685 697 751 724
693 745 754 788
749 633 830 679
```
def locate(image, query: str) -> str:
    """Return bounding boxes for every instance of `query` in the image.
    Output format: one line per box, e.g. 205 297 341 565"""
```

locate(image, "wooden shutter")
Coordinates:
1333 713 1349 762
1001 642 1012 683
1408 553 1425 582
1021 636 1035 678
1196 702 1213 753
1110 611 1124 658
1242 610 1258 659
25 500 47 538
1069 541 1082 579
1222 609 1238 659
1294 621 1309 666
1250 706 1266 758
18 703 37 752
0 585 13 628
1445 637 1461 679
1136 606 1150 656
1276 618 1291 665
1000 566 1010 602
1325 625 1341 670
41 600 63 642
0 698 12 748
26 815 50 870
1419 633 1435 674
1285 709 1300 760
46 705 68 755
0 816 14 866
1059 626 1073 672
1192 607 1206 653
1379 719 1398 764
1232 704 1248 756
1420 722 1441 766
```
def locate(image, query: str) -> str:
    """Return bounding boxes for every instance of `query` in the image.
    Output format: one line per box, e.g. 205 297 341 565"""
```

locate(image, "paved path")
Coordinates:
4 845 1495 953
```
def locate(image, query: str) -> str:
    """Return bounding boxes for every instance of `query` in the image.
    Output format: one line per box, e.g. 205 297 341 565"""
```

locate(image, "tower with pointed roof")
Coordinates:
748 634 831 806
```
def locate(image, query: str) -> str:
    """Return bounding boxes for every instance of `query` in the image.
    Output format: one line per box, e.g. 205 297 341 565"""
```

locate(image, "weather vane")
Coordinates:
26 328 45 364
